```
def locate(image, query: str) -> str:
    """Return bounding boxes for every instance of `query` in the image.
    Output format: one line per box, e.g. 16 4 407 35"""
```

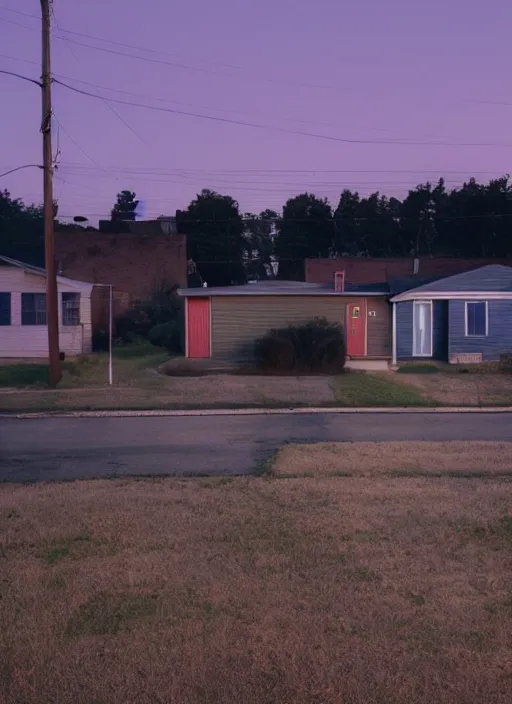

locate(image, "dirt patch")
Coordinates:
1 474 511 703
399 373 512 406
274 441 512 477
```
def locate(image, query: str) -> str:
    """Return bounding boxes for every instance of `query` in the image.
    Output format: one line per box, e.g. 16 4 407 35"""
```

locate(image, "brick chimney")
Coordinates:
334 270 345 292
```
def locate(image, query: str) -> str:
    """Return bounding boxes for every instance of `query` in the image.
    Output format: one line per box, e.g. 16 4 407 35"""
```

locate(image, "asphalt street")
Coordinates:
1 412 511 482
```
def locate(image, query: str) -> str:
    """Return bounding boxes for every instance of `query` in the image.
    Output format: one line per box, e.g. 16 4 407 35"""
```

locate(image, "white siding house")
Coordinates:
0 255 94 358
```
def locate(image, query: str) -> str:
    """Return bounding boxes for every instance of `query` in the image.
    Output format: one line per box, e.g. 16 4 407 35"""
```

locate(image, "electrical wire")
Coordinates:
0 5 342 92
52 115 106 172
0 67 41 86
53 78 512 149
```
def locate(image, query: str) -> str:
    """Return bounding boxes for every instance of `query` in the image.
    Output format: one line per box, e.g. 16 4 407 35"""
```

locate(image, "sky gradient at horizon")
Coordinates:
1 0 511 224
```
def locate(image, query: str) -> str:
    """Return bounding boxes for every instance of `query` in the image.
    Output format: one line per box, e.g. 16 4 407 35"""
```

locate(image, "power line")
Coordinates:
0 4 341 92
0 67 41 86
102 100 150 146
52 115 106 172
53 77 512 149
54 162 507 175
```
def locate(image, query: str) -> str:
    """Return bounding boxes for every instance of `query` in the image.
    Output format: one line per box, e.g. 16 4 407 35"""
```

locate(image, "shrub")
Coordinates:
499 353 512 373
92 329 109 352
254 317 346 373
148 322 180 352
114 280 184 354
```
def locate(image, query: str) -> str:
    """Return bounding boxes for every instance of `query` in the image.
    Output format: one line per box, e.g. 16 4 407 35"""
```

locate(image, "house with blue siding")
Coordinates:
390 265 512 364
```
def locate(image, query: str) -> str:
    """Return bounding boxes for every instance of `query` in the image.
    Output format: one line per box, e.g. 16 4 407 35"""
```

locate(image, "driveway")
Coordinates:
1 413 511 482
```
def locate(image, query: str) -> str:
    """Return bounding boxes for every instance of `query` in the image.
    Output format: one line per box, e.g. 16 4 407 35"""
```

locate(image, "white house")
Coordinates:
0 255 94 358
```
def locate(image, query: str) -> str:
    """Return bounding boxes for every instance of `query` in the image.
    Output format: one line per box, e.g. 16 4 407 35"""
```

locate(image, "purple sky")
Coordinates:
1 0 512 224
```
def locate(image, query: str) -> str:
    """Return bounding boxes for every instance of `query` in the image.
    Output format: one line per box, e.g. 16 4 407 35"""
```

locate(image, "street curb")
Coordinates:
1 406 512 419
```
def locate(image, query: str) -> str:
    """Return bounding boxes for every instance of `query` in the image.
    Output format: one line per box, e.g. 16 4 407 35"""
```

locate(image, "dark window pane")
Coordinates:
21 293 47 325
62 293 80 326
467 302 486 336
0 292 11 325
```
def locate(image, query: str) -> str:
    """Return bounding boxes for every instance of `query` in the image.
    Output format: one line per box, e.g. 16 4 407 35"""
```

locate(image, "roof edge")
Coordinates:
391 291 512 302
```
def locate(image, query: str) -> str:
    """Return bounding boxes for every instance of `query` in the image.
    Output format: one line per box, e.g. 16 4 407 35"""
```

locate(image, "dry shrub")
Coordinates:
1 473 511 704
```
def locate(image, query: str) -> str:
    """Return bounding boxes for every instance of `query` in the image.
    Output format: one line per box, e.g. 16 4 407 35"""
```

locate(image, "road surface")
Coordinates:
1 413 511 482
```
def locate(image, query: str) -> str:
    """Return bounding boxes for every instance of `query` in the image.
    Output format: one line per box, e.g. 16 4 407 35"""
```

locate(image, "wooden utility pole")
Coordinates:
41 0 61 385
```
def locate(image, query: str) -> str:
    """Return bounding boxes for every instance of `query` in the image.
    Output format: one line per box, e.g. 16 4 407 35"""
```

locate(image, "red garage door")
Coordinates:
187 298 210 358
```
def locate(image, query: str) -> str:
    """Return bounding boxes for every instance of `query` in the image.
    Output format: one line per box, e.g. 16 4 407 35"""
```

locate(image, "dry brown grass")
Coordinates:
0 374 336 412
274 441 512 477
400 373 512 406
1 461 512 703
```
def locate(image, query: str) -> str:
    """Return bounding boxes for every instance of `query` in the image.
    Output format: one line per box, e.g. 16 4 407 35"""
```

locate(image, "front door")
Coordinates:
187 298 211 358
346 303 366 356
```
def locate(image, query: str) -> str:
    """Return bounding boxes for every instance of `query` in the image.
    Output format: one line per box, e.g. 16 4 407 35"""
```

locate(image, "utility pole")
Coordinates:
41 0 61 385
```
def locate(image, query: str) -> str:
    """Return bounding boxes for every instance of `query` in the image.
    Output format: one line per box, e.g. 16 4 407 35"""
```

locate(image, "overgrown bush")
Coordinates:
92 329 109 352
500 353 512 373
254 317 346 373
148 322 181 352
114 280 184 354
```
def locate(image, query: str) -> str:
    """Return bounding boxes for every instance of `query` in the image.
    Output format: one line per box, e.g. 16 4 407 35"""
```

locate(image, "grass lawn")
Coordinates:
332 371 431 406
1 441 511 704
1 346 511 411
0 341 170 389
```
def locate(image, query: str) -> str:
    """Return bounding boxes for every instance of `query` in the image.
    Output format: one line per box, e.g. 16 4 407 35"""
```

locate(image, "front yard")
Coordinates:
0 345 511 412
1 442 511 703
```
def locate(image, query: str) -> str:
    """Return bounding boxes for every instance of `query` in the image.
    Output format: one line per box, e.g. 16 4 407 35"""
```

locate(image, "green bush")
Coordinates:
114 280 183 354
254 317 346 373
148 322 180 352
92 329 109 352
500 353 512 373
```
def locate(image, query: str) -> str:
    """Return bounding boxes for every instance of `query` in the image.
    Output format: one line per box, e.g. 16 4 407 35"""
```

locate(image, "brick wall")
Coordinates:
305 257 512 284
54 230 187 300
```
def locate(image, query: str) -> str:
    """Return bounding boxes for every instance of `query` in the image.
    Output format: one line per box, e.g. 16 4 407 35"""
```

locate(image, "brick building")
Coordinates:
305 256 512 284
54 227 187 332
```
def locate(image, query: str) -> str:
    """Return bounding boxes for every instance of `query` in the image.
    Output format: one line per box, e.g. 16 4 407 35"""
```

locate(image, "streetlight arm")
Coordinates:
0 165 44 179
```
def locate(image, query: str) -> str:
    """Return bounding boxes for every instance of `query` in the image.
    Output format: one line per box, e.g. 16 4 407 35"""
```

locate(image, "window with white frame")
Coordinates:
21 293 47 325
0 292 11 325
465 301 487 337
62 292 81 326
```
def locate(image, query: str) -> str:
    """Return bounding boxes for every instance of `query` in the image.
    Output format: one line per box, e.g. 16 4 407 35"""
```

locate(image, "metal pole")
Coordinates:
392 302 397 366
108 285 113 385
41 0 61 386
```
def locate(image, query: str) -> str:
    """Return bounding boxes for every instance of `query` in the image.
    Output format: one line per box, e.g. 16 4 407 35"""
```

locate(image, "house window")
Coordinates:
62 292 80 326
0 293 11 325
412 301 433 356
21 293 47 325
466 302 487 337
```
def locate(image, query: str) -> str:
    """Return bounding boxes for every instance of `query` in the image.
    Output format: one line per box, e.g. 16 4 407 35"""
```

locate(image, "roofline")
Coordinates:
0 254 94 291
391 291 512 302
179 288 388 298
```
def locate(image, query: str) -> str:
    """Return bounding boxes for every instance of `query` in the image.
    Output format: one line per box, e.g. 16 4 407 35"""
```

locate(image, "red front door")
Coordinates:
187 298 210 358
346 303 366 356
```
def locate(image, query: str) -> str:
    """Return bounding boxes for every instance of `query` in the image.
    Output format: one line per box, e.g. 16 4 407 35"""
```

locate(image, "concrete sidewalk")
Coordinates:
1 405 512 419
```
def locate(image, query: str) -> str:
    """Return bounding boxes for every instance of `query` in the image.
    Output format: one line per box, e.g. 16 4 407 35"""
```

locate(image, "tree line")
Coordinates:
179 176 512 283
2 176 512 286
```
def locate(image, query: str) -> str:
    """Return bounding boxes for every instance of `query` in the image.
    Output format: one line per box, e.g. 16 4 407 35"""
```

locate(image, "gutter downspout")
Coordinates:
392 301 397 366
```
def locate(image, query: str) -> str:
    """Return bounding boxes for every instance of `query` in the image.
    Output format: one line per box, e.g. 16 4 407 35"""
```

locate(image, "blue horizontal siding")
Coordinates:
396 301 413 358
396 300 448 360
449 300 512 361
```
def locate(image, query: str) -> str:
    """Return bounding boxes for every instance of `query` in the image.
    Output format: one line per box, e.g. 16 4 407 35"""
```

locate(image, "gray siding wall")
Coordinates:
449 299 512 361
211 295 390 361
396 300 448 360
